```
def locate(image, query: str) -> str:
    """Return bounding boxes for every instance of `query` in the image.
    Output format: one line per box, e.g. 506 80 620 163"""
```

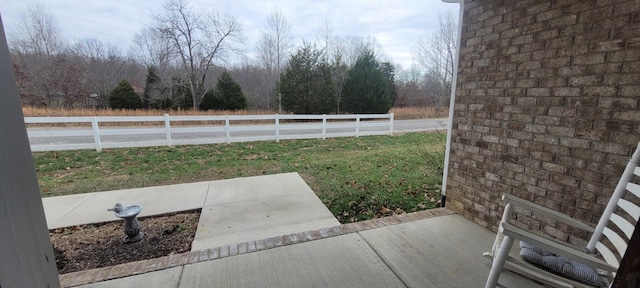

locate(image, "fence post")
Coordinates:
389 113 394 135
322 114 327 139
91 117 102 152
275 114 280 142
355 115 360 137
164 114 172 146
225 115 230 144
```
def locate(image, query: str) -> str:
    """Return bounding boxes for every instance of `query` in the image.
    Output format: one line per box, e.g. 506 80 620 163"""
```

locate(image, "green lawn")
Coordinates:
33 132 445 223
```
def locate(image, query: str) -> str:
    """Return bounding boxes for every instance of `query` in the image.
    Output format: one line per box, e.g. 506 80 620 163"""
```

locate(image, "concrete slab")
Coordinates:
41 193 93 228
204 172 313 205
191 193 340 250
76 267 183 288
358 214 545 288
49 181 209 229
179 234 406 288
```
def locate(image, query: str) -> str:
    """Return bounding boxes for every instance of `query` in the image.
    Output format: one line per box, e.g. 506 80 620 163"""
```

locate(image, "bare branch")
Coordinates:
11 4 64 56
256 8 293 74
148 0 243 110
413 11 457 110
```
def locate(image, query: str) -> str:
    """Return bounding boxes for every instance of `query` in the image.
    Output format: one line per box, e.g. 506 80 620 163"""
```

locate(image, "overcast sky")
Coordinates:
0 0 458 68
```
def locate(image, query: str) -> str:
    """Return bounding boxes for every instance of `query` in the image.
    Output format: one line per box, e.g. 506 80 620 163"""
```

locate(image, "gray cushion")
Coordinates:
519 241 607 288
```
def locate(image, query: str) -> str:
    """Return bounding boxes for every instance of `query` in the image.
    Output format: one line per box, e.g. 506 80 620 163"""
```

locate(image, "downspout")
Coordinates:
440 0 464 207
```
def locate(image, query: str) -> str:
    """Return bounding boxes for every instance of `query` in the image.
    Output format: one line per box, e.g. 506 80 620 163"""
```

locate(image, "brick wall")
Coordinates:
448 0 640 246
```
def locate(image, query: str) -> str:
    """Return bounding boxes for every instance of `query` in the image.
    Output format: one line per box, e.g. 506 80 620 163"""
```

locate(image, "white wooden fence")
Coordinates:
26 113 394 152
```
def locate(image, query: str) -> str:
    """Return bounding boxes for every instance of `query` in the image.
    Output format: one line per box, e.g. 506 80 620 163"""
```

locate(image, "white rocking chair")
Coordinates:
484 143 640 288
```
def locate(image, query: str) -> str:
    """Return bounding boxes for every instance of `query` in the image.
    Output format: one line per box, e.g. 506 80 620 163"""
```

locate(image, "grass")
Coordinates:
33 132 446 223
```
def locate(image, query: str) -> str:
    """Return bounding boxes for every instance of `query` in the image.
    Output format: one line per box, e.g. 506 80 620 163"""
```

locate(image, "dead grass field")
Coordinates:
23 106 448 120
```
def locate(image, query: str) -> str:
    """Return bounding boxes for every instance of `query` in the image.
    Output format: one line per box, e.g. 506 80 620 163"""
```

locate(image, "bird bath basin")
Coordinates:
108 203 144 243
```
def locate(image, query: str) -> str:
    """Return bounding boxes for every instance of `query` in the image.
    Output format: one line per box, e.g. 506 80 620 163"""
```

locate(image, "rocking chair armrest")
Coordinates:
502 222 616 272
502 194 595 233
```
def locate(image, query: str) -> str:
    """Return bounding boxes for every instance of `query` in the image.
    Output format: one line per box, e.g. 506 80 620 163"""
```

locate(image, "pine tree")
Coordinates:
142 66 162 108
341 50 392 114
199 89 222 111
200 72 247 111
216 71 247 111
380 62 398 107
278 43 336 114
108 80 143 109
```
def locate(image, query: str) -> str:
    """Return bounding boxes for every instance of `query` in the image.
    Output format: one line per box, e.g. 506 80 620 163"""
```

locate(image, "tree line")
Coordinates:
9 0 456 114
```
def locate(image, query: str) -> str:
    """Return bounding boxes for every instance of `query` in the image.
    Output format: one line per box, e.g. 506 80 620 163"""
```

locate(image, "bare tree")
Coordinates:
316 30 385 113
130 28 177 105
255 8 293 111
317 19 333 62
256 8 293 74
9 4 64 56
227 61 271 109
74 38 144 107
414 12 457 110
131 27 174 73
9 4 70 107
10 4 147 108
334 35 385 67
151 0 242 110
422 71 448 108
314 20 349 113
395 64 428 107
316 21 380 66
48 53 87 107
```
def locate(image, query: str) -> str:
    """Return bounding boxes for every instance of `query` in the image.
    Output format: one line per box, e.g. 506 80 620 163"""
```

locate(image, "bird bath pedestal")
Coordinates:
107 203 144 244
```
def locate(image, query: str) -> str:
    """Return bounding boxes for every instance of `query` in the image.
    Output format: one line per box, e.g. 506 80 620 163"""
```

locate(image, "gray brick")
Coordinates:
572 53 606 65
552 87 580 97
526 88 551 96
448 0 635 243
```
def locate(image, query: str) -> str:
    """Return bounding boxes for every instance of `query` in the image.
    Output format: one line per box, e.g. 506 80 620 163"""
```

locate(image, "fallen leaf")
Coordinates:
379 206 392 214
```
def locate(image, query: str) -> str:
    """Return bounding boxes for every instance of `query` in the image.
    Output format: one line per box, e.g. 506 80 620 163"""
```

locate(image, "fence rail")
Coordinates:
26 113 394 152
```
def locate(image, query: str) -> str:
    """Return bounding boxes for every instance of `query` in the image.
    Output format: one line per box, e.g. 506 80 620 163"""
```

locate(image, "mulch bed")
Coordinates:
50 209 200 274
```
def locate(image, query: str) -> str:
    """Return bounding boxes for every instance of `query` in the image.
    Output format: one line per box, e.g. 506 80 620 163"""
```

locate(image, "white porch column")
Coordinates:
0 16 60 287
440 0 465 207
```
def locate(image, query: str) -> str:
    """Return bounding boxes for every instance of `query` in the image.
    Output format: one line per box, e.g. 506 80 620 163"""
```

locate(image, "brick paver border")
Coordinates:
59 207 455 287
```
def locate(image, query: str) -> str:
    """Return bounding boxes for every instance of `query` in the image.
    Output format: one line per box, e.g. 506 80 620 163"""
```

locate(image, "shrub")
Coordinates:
150 97 174 110
108 80 143 109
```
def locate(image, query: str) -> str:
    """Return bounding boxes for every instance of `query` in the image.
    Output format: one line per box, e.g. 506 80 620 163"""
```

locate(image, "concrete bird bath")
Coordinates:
107 203 144 243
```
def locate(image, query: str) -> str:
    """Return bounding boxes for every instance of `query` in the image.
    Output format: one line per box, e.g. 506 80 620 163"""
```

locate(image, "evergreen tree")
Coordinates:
216 71 247 111
199 89 222 111
108 80 143 109
142 66 162 108
278 43 336 114
380 62 398 107
200 72 247 111
341 50 392 114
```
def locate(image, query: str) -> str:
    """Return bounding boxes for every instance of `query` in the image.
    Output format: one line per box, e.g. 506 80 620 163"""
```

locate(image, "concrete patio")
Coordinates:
44 173 544 288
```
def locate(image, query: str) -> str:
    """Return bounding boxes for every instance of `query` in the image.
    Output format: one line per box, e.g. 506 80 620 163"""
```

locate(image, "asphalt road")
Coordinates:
27 118 449 147
393 118 448 132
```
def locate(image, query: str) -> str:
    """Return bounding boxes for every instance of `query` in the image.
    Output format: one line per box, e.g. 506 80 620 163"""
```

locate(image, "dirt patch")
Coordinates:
50 209 200 274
